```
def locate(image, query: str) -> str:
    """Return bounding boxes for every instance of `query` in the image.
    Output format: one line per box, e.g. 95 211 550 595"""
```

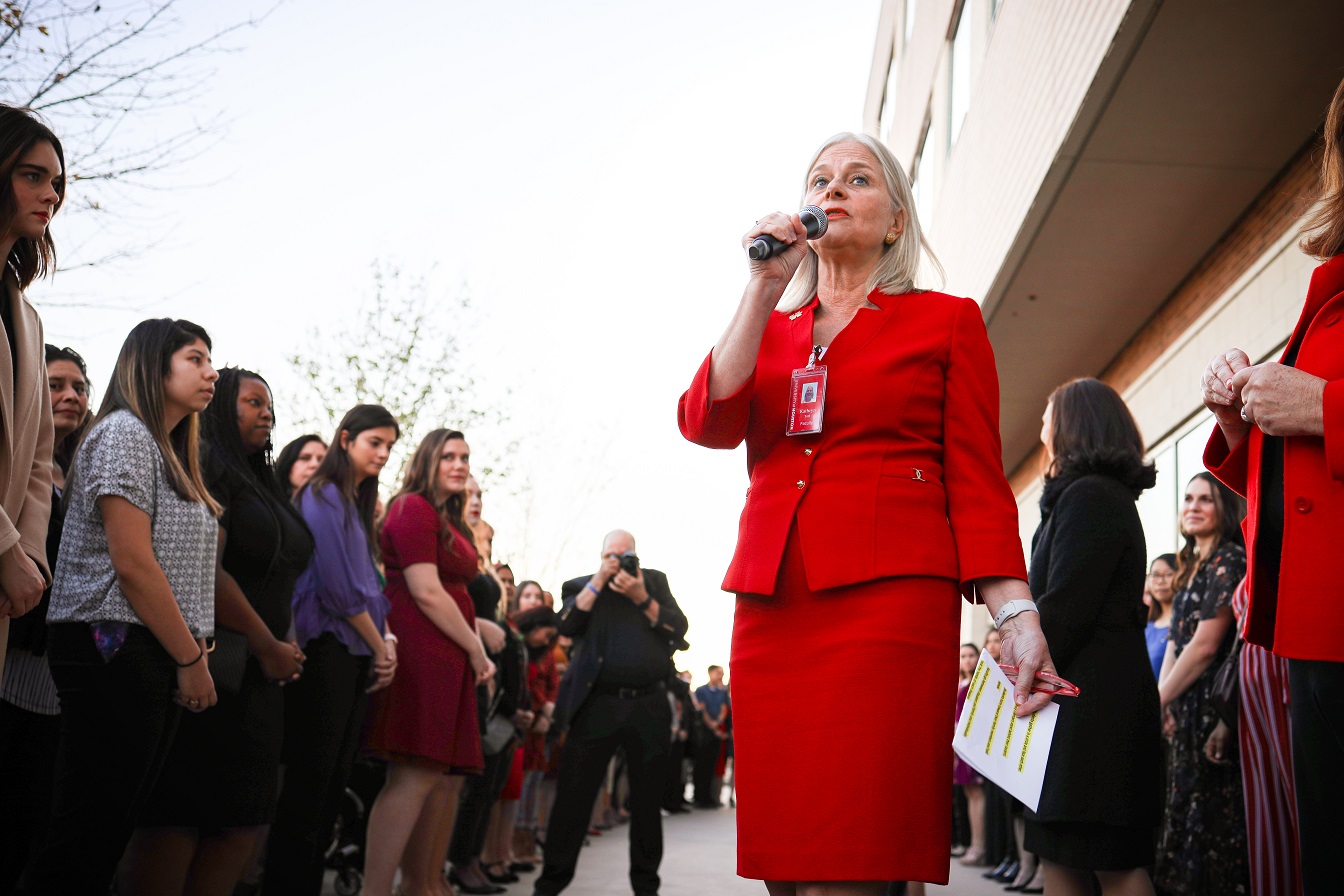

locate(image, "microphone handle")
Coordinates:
747 234 790 261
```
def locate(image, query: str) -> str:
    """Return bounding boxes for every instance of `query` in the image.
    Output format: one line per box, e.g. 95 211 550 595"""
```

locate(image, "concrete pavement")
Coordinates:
464 806 1023 896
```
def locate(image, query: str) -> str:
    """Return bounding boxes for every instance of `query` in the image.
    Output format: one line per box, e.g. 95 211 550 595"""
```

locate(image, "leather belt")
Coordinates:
592 680 665 699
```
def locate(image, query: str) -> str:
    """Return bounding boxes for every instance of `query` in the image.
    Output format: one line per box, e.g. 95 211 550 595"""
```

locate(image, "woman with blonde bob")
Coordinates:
22 319 221 893
679 132 1058 893
361 428 495 896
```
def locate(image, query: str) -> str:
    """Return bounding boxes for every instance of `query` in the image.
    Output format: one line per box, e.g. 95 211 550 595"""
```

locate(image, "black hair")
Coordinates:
275 433 327 497
303 404 399 546
45 343 91 474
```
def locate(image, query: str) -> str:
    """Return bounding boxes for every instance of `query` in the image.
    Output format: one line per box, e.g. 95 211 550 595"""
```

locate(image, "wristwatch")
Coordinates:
637 596 655 611
993 599 1039 629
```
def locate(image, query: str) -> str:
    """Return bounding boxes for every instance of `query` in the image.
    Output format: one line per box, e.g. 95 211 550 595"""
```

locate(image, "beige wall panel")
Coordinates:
928 0 1131 302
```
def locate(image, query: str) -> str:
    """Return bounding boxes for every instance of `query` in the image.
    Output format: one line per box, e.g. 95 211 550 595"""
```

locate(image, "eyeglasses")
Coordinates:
1147 572 1174 580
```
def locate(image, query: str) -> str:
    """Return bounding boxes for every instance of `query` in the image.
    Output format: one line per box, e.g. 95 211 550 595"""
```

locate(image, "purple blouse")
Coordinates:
291 482 389 656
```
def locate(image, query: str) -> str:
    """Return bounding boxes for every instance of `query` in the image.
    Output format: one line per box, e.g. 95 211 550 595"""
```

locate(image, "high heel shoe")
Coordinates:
983 858 1014 879
995 860 1021 882
958 847 987 866
446 868 505 895
1005 856 1039 891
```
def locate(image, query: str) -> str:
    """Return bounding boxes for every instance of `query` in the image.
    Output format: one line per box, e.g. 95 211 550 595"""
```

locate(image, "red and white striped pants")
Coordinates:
1238 640 1302 896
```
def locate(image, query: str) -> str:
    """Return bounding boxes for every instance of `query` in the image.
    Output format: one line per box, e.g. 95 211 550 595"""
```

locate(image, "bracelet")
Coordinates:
993 599 1039 629
176 645 205 668
586 581 602 596
384 632 398 644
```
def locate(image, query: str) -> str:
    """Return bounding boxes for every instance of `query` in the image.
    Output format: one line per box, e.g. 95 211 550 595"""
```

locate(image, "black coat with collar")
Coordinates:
1026 463 1162 828
551 567 688 735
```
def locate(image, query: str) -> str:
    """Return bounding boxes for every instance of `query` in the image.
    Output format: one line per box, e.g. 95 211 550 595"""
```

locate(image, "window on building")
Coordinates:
911 115 935 229
880 51 901 139
1135 413 1217 561
948 0 973 151
904 0 917 46
990 0 1003 23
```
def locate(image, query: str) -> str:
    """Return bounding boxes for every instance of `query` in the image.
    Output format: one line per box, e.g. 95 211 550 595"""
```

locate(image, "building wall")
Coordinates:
873 0 1132 301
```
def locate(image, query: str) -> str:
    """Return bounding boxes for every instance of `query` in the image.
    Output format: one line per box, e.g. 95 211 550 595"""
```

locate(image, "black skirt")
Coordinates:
139 655 284 828
1024 817 1155 871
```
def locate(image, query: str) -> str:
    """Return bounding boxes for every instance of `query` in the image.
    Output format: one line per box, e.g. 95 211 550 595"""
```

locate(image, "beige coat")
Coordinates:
0 278 55 684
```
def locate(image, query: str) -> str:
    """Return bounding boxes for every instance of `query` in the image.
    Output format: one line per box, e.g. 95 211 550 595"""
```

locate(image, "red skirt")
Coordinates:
364 589 483 773
731 526 960 883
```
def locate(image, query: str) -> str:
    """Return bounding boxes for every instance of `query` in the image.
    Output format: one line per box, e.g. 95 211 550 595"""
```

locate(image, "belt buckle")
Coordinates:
617 686 639 699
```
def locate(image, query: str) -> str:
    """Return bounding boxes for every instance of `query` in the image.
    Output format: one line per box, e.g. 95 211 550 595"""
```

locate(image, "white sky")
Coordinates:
29 0 885 681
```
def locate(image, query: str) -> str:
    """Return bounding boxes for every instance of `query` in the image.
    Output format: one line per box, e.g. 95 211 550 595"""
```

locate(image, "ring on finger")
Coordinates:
1240 408 1250 422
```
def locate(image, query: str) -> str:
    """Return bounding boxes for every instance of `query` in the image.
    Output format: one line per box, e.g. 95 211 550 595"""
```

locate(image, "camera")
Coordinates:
616 551 640 576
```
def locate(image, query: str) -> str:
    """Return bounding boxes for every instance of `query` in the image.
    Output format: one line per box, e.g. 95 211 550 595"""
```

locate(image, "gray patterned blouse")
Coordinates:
47 410 217 636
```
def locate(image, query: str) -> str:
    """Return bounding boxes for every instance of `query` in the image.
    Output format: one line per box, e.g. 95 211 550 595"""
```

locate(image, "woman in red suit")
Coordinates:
678 132 1058 893
361 429 496 896
1200 76 1344 896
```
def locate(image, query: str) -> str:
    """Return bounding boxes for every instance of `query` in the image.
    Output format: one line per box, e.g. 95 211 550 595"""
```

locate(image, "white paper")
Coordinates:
952 650 1059 812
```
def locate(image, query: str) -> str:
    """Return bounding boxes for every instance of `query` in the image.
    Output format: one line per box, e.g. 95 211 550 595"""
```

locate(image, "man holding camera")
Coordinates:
533 530 689 896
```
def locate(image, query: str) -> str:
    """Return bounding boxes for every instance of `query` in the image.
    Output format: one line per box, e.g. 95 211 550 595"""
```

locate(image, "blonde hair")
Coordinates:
778 132 944 313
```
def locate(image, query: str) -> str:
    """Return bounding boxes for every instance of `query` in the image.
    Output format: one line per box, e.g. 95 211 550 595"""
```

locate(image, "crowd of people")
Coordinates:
0 103 732 896
2 64 1344 896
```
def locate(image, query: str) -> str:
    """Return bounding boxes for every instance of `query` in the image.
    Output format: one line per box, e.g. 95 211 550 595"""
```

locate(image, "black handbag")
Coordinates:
210 627 251 696
1209 634 1243 730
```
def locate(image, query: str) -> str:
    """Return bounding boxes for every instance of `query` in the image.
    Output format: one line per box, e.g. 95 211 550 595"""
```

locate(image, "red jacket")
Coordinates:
1205 254 1344 662
678 289 1027 598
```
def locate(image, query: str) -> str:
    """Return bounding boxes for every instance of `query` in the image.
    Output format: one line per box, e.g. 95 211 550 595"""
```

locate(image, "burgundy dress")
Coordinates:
364 494 482 773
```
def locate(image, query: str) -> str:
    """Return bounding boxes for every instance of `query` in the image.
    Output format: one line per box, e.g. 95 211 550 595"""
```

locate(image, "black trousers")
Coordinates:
0 696 60 894
661 737 689 810
449 740 518 865
15 623 181 896
535 689 671 896
1288 658 1344 896
691 728 722 806
262 633 371 896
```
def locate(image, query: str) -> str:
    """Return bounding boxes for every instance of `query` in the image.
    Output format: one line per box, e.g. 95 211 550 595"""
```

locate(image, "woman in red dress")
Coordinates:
678 132 1058 894
361 429 496 896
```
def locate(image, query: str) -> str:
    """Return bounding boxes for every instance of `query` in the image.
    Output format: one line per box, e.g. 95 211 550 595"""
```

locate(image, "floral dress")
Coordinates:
1154 541 1250 895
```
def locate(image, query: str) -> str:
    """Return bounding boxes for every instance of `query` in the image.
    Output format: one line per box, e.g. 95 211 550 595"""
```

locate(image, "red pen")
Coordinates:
998 665 1081 698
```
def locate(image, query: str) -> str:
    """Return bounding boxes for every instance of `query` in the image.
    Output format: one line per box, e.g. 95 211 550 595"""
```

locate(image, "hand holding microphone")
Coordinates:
745 205 828 260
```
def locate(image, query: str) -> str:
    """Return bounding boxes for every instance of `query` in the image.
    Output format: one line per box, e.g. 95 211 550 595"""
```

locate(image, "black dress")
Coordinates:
141 455 314 827
1154 541 1249 895
1021 465 1162 870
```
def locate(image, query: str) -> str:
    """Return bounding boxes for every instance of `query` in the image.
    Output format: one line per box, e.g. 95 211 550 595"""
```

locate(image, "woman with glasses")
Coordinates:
1144 555 1177 680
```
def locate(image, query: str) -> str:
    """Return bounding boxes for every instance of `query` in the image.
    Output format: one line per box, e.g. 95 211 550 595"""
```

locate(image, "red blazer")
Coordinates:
678 289 1027 598
1205 254 1344 662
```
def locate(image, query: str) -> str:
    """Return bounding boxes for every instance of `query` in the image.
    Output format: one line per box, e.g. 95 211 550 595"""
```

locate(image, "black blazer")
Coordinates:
551 567 689 735
1027 468 1162 828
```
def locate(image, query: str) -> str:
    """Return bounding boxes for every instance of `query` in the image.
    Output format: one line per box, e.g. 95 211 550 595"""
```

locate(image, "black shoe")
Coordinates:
509 861 537 873
995 861 1021 883
483 863 520 884
447 869 506 895
984 859 1013 879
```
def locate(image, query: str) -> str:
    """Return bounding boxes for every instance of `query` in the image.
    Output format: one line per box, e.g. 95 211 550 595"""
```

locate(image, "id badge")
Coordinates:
787 364 828 436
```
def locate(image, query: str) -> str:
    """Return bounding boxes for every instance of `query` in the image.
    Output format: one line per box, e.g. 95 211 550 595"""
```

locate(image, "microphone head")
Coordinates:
800 205 828 239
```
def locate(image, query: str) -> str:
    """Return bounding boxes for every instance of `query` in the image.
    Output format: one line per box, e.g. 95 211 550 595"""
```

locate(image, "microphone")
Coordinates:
747 205 829 260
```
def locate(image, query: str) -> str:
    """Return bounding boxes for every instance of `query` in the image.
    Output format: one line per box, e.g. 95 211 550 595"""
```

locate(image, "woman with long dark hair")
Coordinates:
274 433 326 498
262 404 399 896
20 319 220 893
0 344 89 889
0 104 63 695
1154 471 1249 894
361 428 494 896
1024 378 1162 895
122 367 315 895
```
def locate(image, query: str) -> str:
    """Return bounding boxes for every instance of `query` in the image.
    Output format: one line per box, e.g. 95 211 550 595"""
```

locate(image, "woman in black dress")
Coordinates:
122 368 315 895
1024 378 1162 895
1154 471 1249 895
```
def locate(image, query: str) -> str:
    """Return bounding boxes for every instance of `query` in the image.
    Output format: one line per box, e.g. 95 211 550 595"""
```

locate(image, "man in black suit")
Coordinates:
533 530 688 896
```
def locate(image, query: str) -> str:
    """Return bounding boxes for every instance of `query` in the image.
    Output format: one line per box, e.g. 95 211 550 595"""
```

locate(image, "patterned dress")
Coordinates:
1155 542 1250 895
